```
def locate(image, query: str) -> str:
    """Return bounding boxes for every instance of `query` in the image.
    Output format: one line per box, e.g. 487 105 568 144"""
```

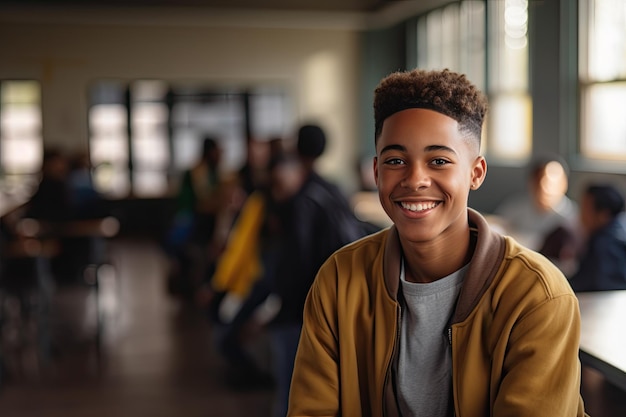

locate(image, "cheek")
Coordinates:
441 173 472 199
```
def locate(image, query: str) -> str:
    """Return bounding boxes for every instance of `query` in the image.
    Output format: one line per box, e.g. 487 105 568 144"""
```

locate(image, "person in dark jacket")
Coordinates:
25 147 72 222
265 124 377 417
568 183 626 292
212 126 376 412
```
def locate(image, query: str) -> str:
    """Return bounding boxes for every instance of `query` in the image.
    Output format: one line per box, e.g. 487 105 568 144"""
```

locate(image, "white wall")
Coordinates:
0 10 363 192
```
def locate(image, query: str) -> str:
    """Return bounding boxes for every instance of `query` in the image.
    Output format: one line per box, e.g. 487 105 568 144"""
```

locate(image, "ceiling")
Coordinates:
0 0 395 12
0 0 448 29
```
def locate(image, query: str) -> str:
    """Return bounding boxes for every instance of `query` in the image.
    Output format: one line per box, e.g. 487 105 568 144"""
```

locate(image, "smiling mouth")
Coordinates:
399 201 440 212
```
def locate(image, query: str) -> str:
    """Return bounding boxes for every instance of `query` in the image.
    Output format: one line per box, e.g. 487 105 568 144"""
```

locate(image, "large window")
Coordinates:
416 1 486 92
88 80 293 198
486 0 531 161
89 81 131 198
0 80 43 197
415 0 531 162
580 0 626 162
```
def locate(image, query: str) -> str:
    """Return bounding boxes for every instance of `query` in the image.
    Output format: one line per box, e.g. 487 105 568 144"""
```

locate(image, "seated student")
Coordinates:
568 183 626 292
494 154 579 252
288 68 587 416
164 137 226 299
494 155 582 275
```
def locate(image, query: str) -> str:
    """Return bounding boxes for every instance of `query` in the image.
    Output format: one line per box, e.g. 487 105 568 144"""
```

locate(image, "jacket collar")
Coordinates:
383 208 506 323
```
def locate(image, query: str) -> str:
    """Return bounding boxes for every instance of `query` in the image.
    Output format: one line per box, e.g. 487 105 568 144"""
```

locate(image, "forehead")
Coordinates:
376 108 472 153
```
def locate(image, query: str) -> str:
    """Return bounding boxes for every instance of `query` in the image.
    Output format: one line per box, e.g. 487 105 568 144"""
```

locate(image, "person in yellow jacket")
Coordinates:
288 69 588 416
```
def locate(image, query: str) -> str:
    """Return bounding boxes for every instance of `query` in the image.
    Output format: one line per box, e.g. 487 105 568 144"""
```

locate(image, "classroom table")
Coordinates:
577 290 626 392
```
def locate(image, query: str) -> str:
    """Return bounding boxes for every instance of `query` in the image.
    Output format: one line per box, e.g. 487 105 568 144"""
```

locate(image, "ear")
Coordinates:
373 156 379 187
470 156 487 190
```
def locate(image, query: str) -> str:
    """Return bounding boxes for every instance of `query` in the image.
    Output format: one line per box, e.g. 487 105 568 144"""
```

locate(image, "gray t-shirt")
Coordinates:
394 260 467 417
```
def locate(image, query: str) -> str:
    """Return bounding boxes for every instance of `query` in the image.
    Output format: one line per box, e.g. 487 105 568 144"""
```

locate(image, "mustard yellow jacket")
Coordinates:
288 209 587 417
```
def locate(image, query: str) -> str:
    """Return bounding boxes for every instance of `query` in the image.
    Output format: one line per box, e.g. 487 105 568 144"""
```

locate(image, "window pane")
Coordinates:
488 0 529 91
171 93 245 174
1 137 41 174
460 0 486 91
249 91 293 140
133 170 168 197
416 2 485 87
131 81 169 174
586 0 626 81
1 81 40 105
171 128 200 170
486 94 532 159
487 0 531 161
93 164 130 198
582 83 626 159
441 4 460 70
89 105 128 164
426 9 445 69
131 103 169 169
580 0 626 162
89 103 129 195
1 81 42 176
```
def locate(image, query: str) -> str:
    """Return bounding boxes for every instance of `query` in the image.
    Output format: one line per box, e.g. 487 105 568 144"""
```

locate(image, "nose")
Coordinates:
400 163 430 190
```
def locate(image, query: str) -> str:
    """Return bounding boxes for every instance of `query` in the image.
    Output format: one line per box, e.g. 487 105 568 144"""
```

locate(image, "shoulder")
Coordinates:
306 229 392 316
497 236 575 300
470 237 581 331
315 229 389 282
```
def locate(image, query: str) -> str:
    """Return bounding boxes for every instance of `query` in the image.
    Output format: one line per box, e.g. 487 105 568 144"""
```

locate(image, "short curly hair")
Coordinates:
373 68 488 145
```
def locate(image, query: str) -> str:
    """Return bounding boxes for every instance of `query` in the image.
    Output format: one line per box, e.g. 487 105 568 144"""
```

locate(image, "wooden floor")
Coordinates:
1 237 625 417
0 237 274 417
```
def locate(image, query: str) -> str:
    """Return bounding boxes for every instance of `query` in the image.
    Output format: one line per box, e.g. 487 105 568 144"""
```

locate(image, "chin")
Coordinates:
397 224 440 243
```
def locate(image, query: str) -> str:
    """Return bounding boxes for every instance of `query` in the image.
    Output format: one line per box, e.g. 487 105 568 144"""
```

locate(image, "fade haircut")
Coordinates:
373 68 488 147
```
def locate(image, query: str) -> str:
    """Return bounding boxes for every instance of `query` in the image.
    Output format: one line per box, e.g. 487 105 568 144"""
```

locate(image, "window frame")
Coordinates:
577 0 626 173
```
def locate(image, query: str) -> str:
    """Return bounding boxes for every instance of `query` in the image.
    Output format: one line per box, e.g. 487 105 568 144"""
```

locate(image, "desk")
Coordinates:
577 290 626 391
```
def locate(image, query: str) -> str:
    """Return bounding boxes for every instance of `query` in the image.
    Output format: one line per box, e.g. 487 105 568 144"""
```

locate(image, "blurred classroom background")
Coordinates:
0 0 625 416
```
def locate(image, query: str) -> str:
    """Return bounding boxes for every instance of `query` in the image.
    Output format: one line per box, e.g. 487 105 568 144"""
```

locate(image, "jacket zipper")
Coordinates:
382 302 402 417
448 326 457 417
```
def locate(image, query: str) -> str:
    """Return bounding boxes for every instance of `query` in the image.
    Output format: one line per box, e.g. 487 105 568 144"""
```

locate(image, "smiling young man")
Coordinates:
287 69 587 417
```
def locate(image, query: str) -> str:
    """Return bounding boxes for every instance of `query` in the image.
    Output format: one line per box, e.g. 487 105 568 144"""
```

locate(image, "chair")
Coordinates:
0 215 120 379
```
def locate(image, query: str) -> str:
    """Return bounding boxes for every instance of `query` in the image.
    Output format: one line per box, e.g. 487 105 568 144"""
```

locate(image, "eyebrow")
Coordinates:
379 144 458 156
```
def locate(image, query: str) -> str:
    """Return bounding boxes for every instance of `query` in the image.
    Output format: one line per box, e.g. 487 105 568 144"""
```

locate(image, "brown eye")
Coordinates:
385 158 404 166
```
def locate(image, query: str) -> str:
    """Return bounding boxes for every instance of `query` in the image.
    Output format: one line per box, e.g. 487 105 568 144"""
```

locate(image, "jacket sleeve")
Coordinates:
494 294 587 417
210 192 265 298
288 262 340 417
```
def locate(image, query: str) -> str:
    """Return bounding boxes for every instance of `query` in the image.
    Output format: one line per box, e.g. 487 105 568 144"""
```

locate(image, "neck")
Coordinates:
401 227 474 283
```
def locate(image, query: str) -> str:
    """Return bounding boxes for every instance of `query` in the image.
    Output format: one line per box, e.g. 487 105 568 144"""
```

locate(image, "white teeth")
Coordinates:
401 201 438 212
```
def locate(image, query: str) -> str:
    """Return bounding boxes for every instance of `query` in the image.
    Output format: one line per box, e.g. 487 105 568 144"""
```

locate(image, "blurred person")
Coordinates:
165 136 225 299
208 151 304 391
237 138 272 197
2 147 71 282
568 183 626 292
265 124 377 417
4 147 84 308
67 150 108 219
209 125 375 414
494 155 581 272
494 155 579 249
198 137 287 314
21 148 80 285
288 69 587 416
25 147 72 222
